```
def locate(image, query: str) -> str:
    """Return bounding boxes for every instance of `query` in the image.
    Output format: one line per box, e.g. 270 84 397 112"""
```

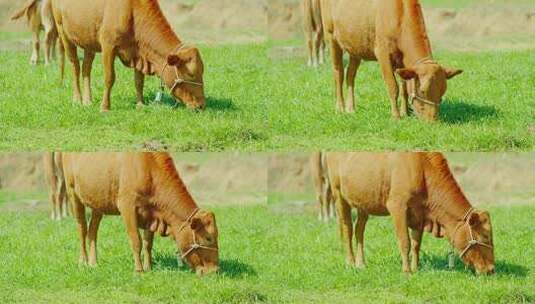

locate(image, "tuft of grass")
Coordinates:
0 201 534 303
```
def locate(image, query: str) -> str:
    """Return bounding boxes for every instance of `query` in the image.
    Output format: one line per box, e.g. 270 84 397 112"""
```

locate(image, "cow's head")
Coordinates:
162 46 205 110
172 210 219 276
452 210 495 275
396 63 462 122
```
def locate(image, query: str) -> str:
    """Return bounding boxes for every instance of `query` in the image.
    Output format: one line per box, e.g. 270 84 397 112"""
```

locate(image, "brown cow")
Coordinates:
326 152 495 275
42 152 68 220
62 152 219 275
310 152 334 221
51 0 205 112
11 0 64 66
323 0 463 121
302 0 325 67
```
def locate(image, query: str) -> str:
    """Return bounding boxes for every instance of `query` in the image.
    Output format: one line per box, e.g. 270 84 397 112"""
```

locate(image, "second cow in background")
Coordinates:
302 0 325 67
43 152 68 220
310 152 334 221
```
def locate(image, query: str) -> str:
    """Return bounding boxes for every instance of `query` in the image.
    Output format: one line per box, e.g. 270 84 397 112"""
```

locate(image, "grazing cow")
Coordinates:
42 152 68 220
51 0 205 112
62 153 219 275
323 0 463 120
326 152 495 275
302 0 325 67
310 152 334 221
11 0 64 66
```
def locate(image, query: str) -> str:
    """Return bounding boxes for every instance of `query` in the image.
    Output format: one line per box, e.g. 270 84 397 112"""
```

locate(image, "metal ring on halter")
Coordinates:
451 208 493 259
156 43 204 103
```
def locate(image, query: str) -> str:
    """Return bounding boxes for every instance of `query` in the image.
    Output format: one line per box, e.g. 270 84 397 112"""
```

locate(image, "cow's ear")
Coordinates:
190 218 202 231
396 68 417 80
167 54 187 67
468 212 481 227
444 67 463 79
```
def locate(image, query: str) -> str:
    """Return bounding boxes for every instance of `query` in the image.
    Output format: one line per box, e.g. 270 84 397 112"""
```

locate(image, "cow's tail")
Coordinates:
10 0 39 21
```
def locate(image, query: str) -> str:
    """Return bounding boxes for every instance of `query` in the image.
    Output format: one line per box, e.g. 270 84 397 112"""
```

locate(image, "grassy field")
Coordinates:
0 192 533 303
0 37 533 151
266 44 535 151
0 43 270 151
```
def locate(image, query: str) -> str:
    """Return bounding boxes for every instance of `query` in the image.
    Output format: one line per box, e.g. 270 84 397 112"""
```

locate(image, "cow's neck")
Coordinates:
398 0 433 67
151 156 198 227
132 3 183 75
422 155 472 241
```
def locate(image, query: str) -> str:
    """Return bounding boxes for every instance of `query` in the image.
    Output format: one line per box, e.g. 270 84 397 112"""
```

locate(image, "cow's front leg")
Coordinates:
118 200 143 272
134 70 145 109
82 50 95 106
400 79 409 117
386 197 411 273
375 48 400 119
143 230 154 271
410 226 423 272
100 44 117 112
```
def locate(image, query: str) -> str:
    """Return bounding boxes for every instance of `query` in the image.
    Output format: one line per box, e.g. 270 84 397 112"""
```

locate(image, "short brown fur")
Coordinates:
62 152 219 275
51 0 205 111
326 152 495 274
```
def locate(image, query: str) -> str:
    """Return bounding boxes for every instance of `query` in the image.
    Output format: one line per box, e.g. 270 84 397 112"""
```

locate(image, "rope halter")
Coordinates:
155 43 203 103
452 207 493 259
408 56 440 108
176 208 218 261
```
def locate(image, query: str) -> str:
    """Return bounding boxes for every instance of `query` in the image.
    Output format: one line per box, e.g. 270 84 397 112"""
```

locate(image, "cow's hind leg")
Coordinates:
354 211 368 268
345 56 361 113
143 230 154 271
330 40 345 112
81 50 95 106
30 24 40 65
71 195 88 264
410 226 424 272
87 211 103 267
335 194 355 267
375 48 400 119
62 38 82 103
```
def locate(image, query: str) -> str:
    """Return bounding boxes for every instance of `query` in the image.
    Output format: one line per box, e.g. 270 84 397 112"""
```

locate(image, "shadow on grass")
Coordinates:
422 254 528 277
145 92 237 112
153 252 256 278
439 99 499 124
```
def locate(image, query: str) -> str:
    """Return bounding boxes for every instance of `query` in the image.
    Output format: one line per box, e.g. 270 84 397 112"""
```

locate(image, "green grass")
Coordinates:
0 43 270 151
1 40 534 151
0 201 533 303
266 44 535 151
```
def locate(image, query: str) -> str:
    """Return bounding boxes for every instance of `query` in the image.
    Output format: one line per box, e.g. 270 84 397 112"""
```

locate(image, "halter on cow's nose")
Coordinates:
175 208 218 263
408 57 440 109
452 207 493 259
154 43 204 104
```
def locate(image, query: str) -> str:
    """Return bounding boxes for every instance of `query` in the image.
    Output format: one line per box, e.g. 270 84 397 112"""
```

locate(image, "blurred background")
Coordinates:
0 153 268 212
269 153 535 214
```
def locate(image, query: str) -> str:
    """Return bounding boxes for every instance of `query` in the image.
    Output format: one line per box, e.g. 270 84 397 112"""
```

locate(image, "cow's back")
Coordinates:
63 153 142 214
331 0 379 60
328 153 418 215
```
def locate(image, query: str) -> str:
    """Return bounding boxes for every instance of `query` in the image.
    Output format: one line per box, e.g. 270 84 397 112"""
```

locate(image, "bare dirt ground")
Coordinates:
268 0 535 52
0 0 267 47
0 153 267 212
269 153 535 207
